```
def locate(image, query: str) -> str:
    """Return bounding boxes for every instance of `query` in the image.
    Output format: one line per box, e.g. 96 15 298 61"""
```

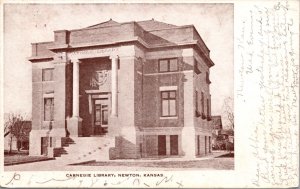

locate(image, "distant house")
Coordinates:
211 116 234 150
220 129 234 143
4 121 32 152
212 116 222 135
211 116 222 149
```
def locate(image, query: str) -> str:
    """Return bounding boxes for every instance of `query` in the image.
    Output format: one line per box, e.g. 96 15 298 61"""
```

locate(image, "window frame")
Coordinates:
201 92 206 119
195 90 201 117
44 97 54 121
194 58 201 74
101 105 108 125
207 95 212 121
170 135 179 155
158 58 179 73
42 68 54 82
161 90 177 117
94 104 102 125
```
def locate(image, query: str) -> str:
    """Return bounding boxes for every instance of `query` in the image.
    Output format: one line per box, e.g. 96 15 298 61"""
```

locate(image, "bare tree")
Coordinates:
4 113 28 154
222 97 234 129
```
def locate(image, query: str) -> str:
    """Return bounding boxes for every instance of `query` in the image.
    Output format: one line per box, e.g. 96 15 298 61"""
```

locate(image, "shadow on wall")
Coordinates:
109 136 140 160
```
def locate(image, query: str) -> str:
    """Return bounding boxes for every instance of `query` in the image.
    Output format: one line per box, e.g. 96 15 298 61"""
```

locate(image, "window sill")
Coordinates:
160 116 178 120
42 80 54 83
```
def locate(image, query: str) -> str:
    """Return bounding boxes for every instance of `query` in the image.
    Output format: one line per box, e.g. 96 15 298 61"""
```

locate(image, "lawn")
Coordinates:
74 155 234 170
4 153 54 166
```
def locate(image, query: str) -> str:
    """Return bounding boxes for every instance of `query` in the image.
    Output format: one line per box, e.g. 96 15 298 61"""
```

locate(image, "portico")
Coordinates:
67 52 120 136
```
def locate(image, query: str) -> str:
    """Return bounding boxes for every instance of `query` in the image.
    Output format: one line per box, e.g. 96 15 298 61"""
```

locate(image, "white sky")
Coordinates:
3 3 233 120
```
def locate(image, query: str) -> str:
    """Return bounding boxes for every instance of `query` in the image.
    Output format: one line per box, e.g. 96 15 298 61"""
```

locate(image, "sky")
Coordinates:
3 3 233 126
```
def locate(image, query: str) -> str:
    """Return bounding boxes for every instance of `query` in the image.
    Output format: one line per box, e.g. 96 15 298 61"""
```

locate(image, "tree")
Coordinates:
222 97 234 129
4 113 28 154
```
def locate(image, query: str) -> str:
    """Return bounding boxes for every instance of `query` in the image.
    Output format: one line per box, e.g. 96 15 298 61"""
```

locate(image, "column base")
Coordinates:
108 116 120 137
109 126 139 160
67 117 82 136
181 127 196 158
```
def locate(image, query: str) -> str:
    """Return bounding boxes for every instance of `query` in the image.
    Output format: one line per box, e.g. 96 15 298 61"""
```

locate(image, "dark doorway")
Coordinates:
41 137 48 156
94 104 102 135
170 135 178 155
158 135 166 155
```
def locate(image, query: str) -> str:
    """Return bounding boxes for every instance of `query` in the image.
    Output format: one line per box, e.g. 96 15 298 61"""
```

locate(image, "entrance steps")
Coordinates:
54 136 115 164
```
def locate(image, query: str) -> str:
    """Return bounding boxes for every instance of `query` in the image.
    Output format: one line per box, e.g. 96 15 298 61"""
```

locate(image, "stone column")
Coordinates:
182 71 196 158
67 58 82 136
72 59 80 117
110 55 119 117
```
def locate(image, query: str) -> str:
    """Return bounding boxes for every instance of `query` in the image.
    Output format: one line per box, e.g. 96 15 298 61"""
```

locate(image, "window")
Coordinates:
42 68 54 81
205 136 207 154
94 104 108 125
207 97 212 121
206 72 211 84
194 58 201 74
159 58 178 72
195 91 200 117
41 137 48 155
201 92 205 119
161 91 177 117
49 137 52 148
196 91 198 111
207 99 209 118
94 104 101 124
44 98 54 121
158 135 166 155
197 135 200 155
102 105 108 125
209 136 211 153
170 135 179 155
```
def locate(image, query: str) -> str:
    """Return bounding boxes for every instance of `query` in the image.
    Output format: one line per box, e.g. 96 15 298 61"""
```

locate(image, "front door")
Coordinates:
93 99 108 135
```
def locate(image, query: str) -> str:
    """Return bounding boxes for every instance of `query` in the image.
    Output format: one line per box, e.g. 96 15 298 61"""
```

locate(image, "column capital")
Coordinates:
109 55 119 60
70 58 81 64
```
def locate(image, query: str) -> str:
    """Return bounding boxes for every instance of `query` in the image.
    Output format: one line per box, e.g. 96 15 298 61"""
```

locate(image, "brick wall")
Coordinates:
142 57 186 128
31 42 55 57
32 62 54 130
145 27 194 46
194 49 212 127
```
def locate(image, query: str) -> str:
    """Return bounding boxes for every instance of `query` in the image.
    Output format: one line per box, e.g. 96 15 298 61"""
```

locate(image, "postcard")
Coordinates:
0 0 299 188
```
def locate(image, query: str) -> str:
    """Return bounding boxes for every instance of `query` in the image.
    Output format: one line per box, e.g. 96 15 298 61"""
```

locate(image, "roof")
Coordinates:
86 19 120 29
86 19 177 31
137 19 177 31
29 19 214 67
220 129 234 136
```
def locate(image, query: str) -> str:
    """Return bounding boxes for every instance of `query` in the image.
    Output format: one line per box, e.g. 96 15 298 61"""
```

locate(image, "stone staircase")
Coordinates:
54 136 115 164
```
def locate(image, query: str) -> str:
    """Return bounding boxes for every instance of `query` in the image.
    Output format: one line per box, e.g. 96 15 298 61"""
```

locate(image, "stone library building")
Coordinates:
28 19 214 159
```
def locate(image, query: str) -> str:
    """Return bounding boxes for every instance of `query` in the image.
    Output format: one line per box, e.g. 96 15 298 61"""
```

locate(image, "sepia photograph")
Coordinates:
3 3 234 171
1 0 298 188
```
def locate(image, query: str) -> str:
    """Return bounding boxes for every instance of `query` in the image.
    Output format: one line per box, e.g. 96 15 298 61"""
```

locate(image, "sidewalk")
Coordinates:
4 151 233 171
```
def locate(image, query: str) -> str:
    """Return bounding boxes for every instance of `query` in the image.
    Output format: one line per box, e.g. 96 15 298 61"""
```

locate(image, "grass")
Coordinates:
4 153 54 166
75 155 234 170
